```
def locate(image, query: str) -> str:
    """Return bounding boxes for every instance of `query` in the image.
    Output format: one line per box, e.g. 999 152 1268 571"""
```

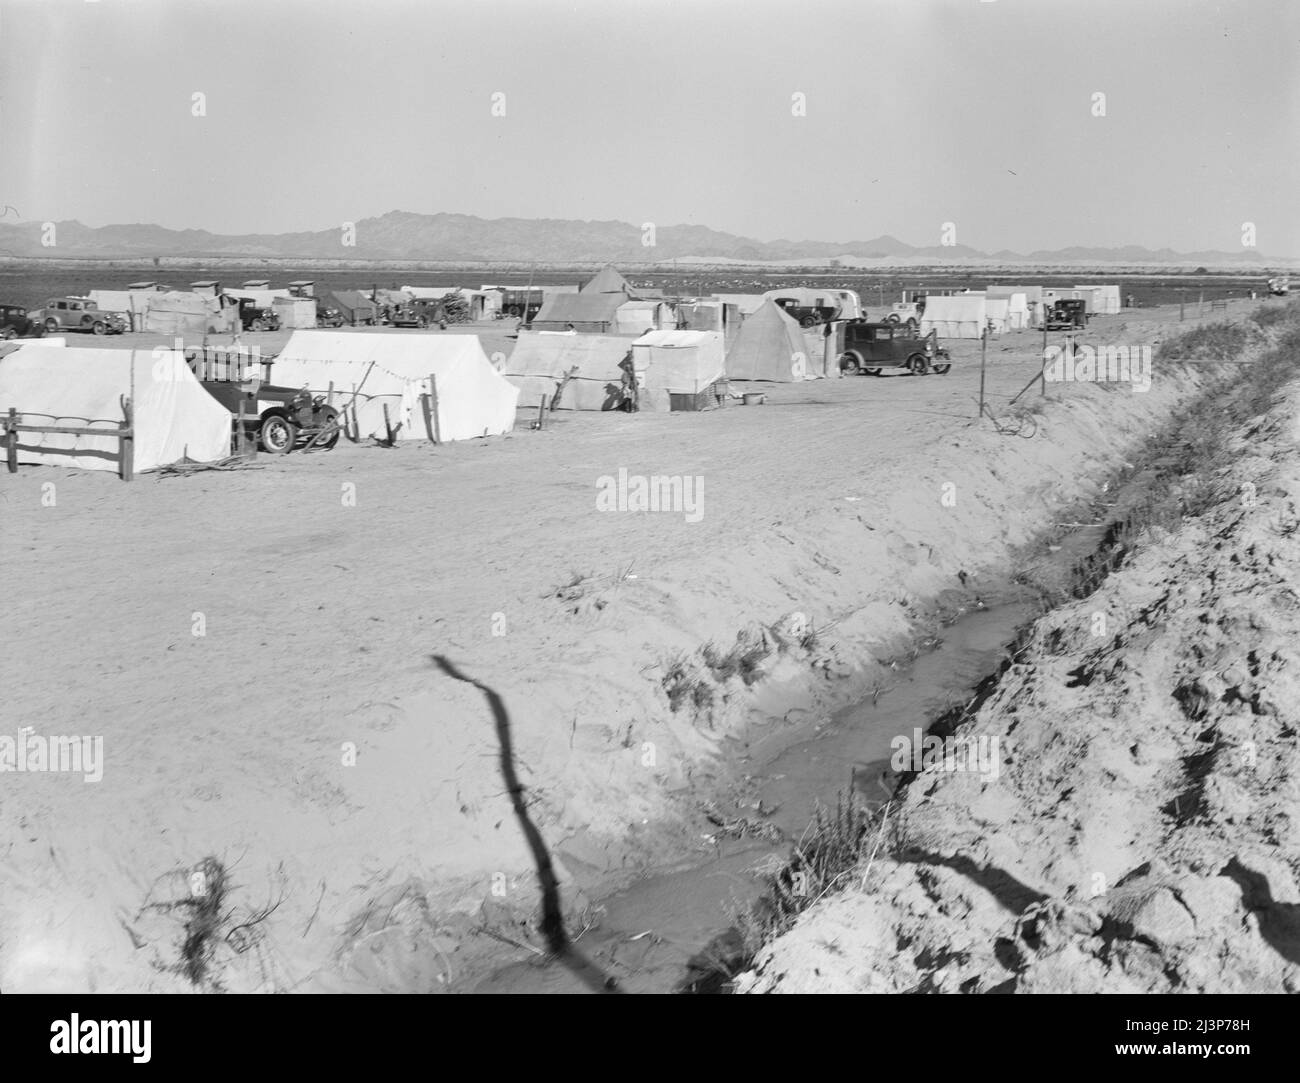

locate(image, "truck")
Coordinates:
234 297 281 332
1045 299 1088 331
196 375 341 454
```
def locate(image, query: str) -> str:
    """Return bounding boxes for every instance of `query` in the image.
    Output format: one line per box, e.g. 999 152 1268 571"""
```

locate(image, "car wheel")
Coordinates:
865 368 883 377
91 321 106 335
309 409 341 451
44 318 60 333
1 327 15 340
932 363 952 375
840 353 861 375
799 315 816 328
885 314 900 324
251 318 266 332
908 354 929 375
259 414 297 454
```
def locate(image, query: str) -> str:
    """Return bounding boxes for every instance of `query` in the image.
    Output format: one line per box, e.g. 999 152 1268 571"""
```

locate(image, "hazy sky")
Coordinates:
2 0 1297 254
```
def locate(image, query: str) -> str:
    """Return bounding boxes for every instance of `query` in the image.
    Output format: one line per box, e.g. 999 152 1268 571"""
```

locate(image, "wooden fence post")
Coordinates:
427 373 441 444
120 397 134 482
6 407 17 473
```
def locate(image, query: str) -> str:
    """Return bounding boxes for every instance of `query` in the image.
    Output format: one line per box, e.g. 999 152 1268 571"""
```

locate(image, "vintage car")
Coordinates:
838 321 951 376
234 298 280 332
32 297 128 336
0 303 43 339
1045 299 1088 330
198 377 340 454
389 298 447 329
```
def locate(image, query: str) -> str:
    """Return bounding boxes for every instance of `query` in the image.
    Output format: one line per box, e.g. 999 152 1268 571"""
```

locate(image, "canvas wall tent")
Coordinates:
1075 285 1120 314
985 287 1033 329
531 292 626 332
325 290 378 326
631 330 725 397
273 297 318 329
615 300 675 335
270 331 518 442
456 288 502 321
725 299 811 382
983 298 1010 335
144 291 233 335
0 345 231 472
504 333 634 411
921 295 988 339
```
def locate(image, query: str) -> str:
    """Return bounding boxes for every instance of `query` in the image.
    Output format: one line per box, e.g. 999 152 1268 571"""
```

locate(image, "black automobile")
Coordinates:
236 298 280 332
1045 300 1088 330
838 321 952 376
390 298 447 329
0 303 43 340
199 378 340 454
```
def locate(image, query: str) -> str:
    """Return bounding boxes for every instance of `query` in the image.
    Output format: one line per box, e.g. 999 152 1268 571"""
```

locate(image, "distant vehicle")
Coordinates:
1045 299 1088 330
500 289 545 320
765 287 862 327
315 300 345 328
32 297 127 336
198 378 340 454
390 298 447 329
838 321 951 376
234 297 280 332
1267 275 1290 296
0 303 43 339
883 301 923 329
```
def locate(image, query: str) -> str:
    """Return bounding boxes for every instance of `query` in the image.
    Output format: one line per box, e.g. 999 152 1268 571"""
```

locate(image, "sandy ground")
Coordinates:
738 317 1300 994
0 302 1256 991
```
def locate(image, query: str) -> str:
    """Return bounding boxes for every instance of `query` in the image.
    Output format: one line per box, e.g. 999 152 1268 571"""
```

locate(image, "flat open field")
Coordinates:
0 299 1259 991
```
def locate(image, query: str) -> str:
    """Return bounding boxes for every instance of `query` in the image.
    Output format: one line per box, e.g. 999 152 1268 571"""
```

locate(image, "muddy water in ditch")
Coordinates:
473 594 1044 994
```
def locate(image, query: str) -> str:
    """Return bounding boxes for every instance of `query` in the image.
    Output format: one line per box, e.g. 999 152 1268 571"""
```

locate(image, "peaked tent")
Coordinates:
0 345 231 472
581 265 633 295
921 295 987 339
530 292 626 332
504 333 634 411
270 331 518 442
725 299 810 382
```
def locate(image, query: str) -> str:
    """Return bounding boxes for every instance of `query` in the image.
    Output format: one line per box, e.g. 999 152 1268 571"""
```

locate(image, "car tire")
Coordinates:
259 414 297 454
885 314 900 324
1 327 15 340
44 318 60 334
908 354 929 375
865 368 883 377
839 351 862 375
91 321 106 335
251 319 266 332
799 315 816 329
932 363 952 375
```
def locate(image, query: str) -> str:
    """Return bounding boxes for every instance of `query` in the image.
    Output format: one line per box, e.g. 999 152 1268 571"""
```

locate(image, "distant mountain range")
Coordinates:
0 211 1285 265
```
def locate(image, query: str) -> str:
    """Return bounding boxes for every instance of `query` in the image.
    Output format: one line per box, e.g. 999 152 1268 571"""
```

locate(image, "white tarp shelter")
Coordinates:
0 345 231 472
273 297 318 329
144 291 233 335
1075 285 1121 314
615 301 674 335
271 331 518 442
921 295 988 339
984 298 1010 335
504 333 634 411
631 330 725 394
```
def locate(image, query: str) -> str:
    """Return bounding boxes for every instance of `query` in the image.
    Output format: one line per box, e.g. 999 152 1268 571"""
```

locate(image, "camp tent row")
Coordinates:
270 331 518 442
1075 285 1122 314
86 289 238 335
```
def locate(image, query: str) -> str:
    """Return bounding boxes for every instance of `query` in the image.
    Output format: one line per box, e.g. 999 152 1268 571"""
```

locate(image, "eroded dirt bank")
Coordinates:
738 318 1300 994
0 304 1260 992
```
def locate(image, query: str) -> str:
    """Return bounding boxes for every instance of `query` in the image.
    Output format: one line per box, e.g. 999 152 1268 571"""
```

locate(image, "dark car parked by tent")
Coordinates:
0 303 43 339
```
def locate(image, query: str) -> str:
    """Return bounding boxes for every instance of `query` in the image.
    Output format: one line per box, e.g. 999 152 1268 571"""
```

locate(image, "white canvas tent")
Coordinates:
921 295 987 339
273 297 318 329
144 291 233 335
725 299 811 381
87 289 161 331
504 333 634 411
985 287 1031 329
631 330 725 395
983 298 1010 335
0 345 231 472
1075 285 1121 314
270 331 518 442
615 301 674 335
